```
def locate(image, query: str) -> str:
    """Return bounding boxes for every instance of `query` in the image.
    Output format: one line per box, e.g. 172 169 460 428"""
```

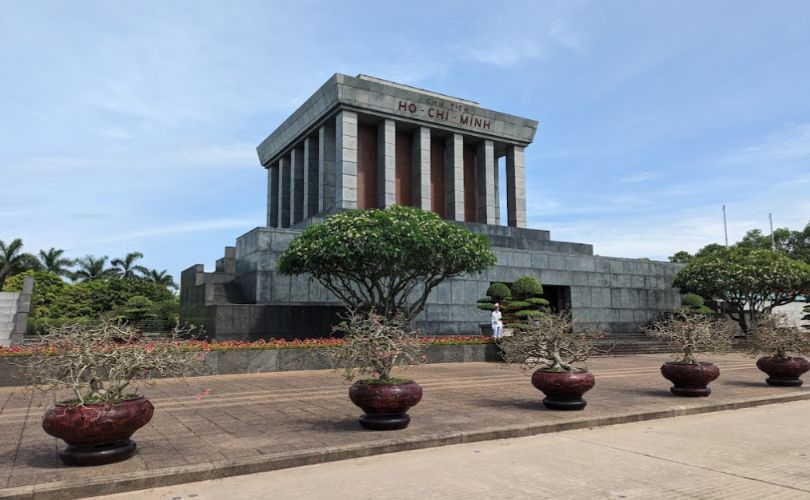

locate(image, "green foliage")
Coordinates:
278 205 496 320
112 252 149 279
486 282 511 302
0 238 41 289
477 277 550 326
3 271 176 332
38 248 74 277
502 301 531 311
681 293 705 307
513 309 544 318
668 251 693 264
72 255 118 281
121 295 156 321
673 248 810 333
510 276 543 299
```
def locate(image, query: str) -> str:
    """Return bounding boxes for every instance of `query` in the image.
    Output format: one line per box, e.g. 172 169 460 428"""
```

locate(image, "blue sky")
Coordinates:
2 1 809 282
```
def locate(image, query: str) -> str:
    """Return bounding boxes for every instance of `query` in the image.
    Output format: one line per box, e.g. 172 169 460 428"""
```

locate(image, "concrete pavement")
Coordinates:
0 354 808 499
99 400 810 499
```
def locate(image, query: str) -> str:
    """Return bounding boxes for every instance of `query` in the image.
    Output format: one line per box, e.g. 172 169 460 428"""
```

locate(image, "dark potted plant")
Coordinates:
21 320 204 465
329 310 425 430
642 311 734 396
499 311 607 410
749 313 810 386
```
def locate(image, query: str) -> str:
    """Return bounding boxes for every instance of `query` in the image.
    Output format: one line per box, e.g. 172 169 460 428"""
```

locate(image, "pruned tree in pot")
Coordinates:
329 310 425 430
499 311 608 411
749 313 810 386
20 320 205 465
642 312 734 397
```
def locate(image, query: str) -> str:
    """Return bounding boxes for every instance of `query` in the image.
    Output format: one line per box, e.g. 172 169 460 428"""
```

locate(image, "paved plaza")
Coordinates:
101 400 810 500
1 354 808 499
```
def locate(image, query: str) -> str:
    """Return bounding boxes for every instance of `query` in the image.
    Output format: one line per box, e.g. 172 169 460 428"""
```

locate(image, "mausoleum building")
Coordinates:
181 74 682 340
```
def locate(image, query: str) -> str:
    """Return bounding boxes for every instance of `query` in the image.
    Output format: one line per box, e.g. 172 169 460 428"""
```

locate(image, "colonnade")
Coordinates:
267 110 526 228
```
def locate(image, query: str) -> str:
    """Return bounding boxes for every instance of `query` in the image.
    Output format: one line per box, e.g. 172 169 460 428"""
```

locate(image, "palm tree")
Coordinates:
72 255 117 282
147 269 178 290
0 239 41 289
38 247 75 277
111 252 149 279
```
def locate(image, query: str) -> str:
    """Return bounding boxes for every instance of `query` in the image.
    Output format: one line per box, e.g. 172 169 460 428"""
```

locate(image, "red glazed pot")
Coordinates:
756 356 810 387
349 380 422 430
42 396 154 465
660 362 720 397
531 369 595 411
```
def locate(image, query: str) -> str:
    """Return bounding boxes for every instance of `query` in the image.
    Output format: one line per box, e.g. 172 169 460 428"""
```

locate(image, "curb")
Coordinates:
2 391 809 499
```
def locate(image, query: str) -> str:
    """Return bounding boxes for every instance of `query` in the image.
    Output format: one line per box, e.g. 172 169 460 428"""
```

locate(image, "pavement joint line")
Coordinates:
2 391 809 500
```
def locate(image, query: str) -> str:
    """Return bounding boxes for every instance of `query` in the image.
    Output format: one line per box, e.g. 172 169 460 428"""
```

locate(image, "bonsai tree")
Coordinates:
476 277 549 323
748 313 810 386
642 312 734 365
673 248 810 334
499 311 606 372
329 309 426 430
498 311 607 410
677 293 713 314
278 205 496 321
22 319 205 405
749 313 810 360
330 309 424 383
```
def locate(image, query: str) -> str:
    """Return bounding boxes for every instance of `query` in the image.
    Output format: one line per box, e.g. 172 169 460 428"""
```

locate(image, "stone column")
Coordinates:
319 120 336 213
303 137 319 219
494 155 501 223
377 119 396 208
335 110 358 210
278 156 291 228
506 145 527 228
476 140 497 225
267 162 280 228
411 126 431 211
444 133 465 221
290 146 305 226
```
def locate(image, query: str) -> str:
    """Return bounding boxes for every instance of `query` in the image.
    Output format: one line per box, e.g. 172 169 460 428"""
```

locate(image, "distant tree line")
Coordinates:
668 222 810 333
0 238 179 333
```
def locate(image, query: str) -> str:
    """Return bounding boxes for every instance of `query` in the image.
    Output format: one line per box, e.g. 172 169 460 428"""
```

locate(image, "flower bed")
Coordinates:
0 336 493 357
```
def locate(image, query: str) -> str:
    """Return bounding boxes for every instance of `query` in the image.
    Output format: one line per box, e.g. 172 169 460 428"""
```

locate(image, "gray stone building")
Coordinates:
181 74 682 340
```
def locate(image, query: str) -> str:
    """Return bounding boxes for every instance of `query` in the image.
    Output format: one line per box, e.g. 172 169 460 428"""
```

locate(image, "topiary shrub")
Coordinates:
681 293 705 308
121 295 156 322
511 276 543 300
486 283 511 303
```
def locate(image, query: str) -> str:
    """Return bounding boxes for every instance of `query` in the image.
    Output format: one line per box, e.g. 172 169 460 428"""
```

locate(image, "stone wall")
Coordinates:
182 224 682 340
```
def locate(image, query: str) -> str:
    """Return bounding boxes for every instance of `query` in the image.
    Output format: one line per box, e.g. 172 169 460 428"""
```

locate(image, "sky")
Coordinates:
2 0 810 283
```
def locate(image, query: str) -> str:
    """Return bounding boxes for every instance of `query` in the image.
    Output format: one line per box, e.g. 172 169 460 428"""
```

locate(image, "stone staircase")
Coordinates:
0 292 19 347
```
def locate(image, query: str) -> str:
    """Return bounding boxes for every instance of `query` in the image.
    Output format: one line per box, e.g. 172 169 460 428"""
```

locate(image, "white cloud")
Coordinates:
95 218 259 244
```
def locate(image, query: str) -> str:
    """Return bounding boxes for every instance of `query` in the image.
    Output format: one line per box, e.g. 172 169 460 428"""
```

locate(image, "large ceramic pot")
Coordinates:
531 369 595 411
756 356 810 387
42 396 154 466
349 380 423 430
660 362 720 397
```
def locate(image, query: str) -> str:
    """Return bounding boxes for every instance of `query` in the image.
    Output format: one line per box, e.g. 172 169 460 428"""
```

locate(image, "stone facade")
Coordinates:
180 74 683 340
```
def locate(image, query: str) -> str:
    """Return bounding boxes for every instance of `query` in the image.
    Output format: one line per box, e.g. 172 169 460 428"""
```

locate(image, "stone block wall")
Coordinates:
182 224 683 340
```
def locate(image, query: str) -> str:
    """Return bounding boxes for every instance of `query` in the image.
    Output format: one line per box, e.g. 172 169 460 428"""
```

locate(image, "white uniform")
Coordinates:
491 309 503 338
